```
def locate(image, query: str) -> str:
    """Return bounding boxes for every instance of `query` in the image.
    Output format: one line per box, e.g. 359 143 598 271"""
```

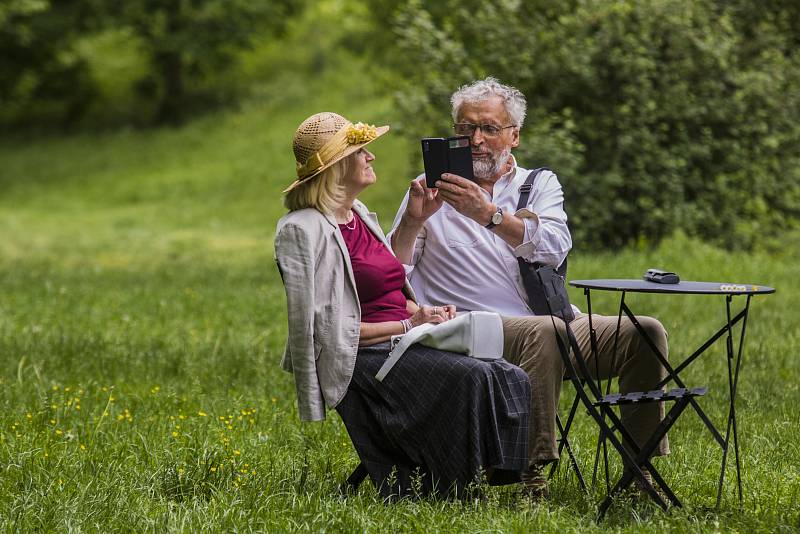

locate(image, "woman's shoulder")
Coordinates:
276 208 329 233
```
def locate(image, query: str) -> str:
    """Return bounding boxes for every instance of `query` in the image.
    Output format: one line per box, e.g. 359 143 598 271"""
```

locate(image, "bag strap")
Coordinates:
517 167 567 277
516 167 550 211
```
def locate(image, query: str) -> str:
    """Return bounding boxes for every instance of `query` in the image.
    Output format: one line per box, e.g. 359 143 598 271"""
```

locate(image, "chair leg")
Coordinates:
551 397 588 493
339 462 368 495
597 397 692 519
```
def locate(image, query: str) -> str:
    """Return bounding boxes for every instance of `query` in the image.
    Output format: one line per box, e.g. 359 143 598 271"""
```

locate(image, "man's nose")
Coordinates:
469 128 485 145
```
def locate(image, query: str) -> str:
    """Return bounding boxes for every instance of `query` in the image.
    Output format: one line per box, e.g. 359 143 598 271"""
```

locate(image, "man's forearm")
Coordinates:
391 216 424 264
482 204 525 248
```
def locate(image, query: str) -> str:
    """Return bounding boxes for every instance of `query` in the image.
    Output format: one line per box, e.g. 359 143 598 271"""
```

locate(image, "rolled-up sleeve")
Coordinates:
512 171 572 267
275 223 326 422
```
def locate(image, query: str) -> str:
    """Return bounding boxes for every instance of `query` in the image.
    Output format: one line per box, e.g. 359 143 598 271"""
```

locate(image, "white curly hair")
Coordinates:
450 77 527 128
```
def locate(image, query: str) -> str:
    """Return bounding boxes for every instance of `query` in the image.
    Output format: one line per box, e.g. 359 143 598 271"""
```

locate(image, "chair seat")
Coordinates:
596 387 707 407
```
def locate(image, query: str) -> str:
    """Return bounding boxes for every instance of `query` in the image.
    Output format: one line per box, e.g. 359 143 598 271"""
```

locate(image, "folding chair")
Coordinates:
339 462 368 495
549 387 588 493
538 271 708 519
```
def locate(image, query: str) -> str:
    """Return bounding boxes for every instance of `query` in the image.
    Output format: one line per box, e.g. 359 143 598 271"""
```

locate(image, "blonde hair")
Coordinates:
283 155 352 213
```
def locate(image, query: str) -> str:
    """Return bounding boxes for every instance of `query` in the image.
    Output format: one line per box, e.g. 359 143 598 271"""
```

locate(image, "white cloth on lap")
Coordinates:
375 311 504 381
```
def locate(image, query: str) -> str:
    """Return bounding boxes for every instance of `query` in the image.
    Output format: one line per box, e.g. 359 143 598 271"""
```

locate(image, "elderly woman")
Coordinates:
274 112 530 498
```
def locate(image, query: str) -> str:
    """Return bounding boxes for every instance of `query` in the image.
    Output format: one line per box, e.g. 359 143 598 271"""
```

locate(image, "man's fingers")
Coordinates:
440 173 470 186
436 189 459 204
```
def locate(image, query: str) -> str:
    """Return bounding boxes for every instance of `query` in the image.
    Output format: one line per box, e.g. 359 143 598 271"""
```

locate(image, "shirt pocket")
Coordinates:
443 210 484 248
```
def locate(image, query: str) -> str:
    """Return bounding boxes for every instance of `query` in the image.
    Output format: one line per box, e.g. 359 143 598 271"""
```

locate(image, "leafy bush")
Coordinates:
366 0 800 250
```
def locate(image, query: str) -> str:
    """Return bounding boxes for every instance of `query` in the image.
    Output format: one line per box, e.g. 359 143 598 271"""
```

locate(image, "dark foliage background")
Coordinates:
362 0 800 250
2 0 799 250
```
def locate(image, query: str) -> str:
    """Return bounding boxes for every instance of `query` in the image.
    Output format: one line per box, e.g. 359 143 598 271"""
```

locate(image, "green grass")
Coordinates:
1 7 799 532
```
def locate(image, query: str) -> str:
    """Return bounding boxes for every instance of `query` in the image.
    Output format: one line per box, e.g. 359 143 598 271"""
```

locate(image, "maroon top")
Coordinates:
339 214 411 323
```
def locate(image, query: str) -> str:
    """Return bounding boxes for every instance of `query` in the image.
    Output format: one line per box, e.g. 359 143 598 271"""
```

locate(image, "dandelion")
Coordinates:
198 411 207 417
80 444 86 450
233 450 241 456
210 467 217 473
55 429 62 436
172 431 179 438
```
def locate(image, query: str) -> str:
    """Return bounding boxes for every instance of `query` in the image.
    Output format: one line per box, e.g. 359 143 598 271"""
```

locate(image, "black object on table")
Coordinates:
569 278 775 508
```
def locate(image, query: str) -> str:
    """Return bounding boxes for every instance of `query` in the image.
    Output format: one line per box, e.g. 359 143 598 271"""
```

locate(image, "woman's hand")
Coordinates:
409 304 457 327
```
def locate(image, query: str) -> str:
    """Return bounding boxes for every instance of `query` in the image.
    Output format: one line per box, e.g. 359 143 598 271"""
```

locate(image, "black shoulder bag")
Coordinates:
516 167 575 323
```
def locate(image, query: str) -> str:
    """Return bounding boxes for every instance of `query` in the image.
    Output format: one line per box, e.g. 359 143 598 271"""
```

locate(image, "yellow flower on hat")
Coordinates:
346 122 378 144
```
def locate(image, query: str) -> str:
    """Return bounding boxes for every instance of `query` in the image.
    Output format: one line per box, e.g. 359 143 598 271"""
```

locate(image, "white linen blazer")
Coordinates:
274 199 416 421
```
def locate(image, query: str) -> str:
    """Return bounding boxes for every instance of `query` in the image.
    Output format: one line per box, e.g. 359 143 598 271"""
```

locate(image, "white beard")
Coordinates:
473 147 511 180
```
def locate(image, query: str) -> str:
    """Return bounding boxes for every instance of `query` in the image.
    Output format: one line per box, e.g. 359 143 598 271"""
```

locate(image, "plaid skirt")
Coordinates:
336 342 530 499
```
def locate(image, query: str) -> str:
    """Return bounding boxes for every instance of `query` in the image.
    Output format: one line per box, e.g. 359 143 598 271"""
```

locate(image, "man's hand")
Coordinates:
405 179 444 223
392 179 444 264
435 173 495 225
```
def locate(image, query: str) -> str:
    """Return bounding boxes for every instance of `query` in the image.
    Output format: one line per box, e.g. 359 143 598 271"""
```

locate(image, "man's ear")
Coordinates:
510 128 520 149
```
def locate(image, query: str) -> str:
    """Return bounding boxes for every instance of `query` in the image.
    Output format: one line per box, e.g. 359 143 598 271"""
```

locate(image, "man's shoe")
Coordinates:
520 462 549 501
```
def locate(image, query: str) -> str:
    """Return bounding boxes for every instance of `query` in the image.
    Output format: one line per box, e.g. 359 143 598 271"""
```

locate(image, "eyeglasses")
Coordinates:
453 122 516 138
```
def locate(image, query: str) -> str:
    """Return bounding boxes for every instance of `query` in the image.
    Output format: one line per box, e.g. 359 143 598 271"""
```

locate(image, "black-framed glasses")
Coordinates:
453 122 516 138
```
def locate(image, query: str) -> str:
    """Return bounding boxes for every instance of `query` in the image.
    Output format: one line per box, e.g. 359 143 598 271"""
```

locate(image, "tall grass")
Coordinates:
1 4 799 532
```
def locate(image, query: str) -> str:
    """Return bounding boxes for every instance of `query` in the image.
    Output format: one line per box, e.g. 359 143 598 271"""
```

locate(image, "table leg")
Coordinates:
716 294 752 507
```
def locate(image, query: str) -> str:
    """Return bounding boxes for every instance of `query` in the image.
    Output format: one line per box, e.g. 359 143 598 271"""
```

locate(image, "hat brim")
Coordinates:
283 125 390 193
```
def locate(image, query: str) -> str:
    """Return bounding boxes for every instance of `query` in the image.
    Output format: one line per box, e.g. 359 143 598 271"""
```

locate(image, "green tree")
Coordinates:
0 0 96 129
105 0 301 125
366 0 800 250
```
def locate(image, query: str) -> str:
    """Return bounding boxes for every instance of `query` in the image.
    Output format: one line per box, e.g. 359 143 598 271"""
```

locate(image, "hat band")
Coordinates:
296 122 379 180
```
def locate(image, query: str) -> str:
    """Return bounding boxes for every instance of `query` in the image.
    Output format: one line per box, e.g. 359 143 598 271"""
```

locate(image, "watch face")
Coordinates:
492 210 503 225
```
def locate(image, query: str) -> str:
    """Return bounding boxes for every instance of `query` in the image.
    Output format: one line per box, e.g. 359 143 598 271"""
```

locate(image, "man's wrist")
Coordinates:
484 205 503 229
480 204 497 226
399 212 426 232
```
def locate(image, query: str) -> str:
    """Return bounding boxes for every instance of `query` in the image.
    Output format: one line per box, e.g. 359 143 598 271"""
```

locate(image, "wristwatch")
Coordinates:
485 206 503 229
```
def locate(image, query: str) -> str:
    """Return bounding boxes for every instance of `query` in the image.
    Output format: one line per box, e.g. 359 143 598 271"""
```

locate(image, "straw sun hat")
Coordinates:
284 112 389 193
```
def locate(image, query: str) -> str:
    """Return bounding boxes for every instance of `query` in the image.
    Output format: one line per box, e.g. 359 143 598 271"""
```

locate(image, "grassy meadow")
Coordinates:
2 13 800 533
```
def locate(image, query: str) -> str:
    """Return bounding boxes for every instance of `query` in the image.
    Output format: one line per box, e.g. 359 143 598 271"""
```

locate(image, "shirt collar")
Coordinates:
492 154 521 195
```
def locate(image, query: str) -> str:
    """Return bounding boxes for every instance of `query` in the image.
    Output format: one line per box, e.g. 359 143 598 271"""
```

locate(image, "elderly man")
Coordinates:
389 77 669 498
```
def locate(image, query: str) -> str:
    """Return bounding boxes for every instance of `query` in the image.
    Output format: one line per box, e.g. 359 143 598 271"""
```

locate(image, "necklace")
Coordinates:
340 210 356 230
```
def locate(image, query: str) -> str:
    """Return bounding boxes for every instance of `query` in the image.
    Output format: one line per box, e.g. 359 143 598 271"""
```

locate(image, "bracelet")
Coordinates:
401 318 412 333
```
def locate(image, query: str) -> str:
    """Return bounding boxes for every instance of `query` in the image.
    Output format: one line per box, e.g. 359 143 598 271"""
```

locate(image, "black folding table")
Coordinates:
569 279 775 507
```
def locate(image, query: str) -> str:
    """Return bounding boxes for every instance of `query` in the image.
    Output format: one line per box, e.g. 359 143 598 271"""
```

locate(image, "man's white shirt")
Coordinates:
389 157 572 316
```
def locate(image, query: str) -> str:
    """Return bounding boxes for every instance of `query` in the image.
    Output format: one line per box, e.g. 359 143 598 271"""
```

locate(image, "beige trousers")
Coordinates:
502 313 670 465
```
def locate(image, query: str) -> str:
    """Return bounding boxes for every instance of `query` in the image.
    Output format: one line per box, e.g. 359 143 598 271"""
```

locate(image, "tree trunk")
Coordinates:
155 0 184 125
155 50 184 125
